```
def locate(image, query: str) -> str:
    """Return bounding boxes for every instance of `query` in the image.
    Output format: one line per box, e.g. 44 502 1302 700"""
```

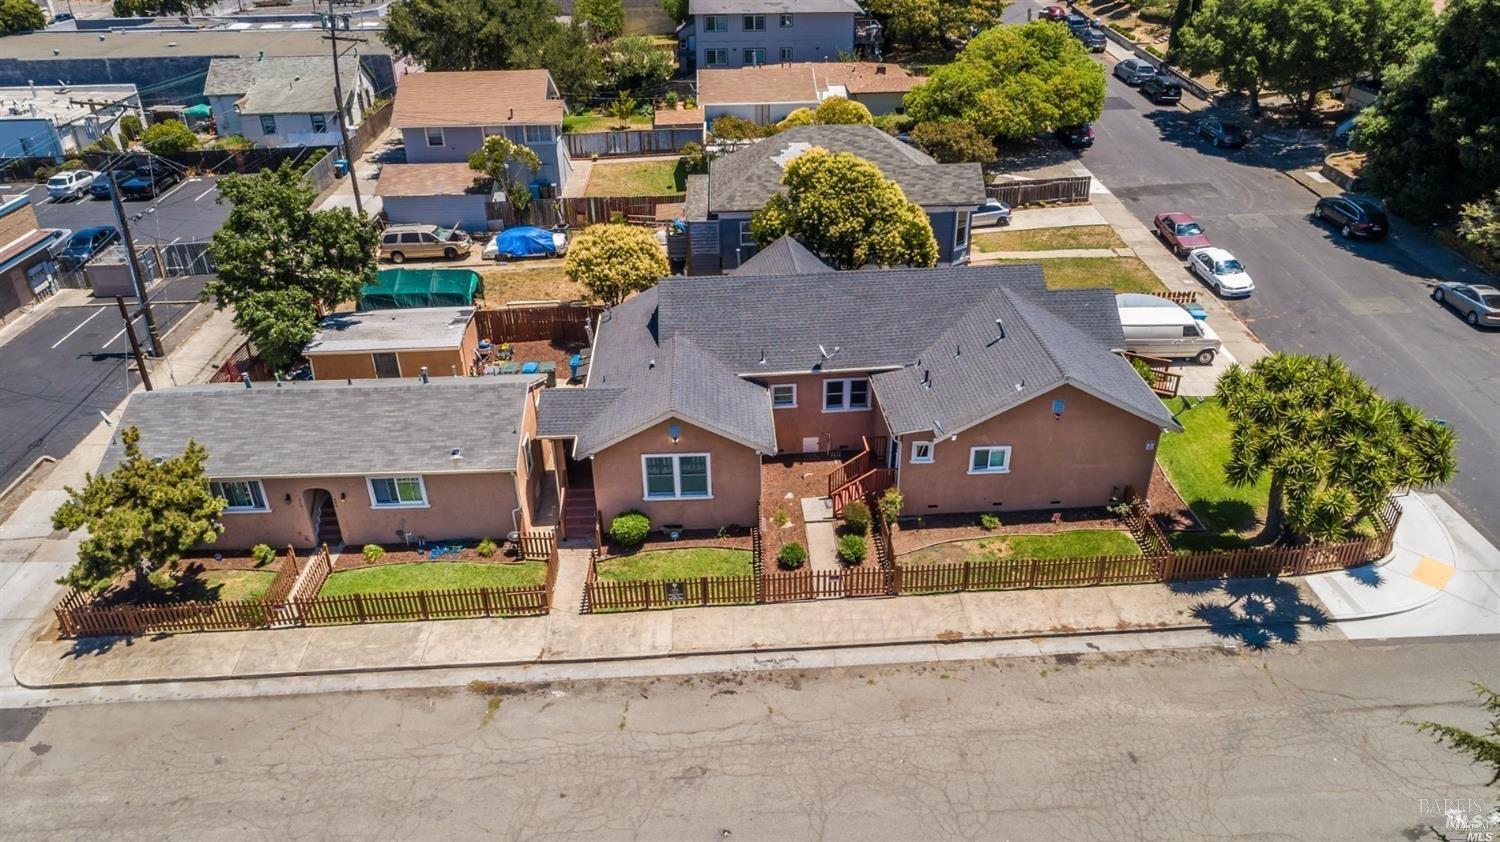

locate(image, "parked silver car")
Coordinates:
1113 57 1158 85
971 198 1011 227
1432 282 1500 327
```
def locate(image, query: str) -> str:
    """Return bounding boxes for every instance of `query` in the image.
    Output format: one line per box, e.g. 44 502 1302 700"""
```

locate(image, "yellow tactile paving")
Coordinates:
1411 557 1455 590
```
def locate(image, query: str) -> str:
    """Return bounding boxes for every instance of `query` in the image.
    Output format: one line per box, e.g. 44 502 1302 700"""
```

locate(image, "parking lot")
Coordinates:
19 173 230 249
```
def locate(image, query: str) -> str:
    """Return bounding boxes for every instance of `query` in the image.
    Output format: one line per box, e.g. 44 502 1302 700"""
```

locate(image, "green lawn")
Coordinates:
903 530 1142 565
583 160 686 197
1156 397 1271 550
996 256 1168 294
318 562 547 596
974 225 1126 253
563 113 654 133
596 548 754 581
198 570 276 602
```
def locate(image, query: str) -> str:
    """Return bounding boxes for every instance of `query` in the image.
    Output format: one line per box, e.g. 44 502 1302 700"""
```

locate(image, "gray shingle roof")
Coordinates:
704 125 985 214
729 235 831 275
102 376 541 479
689 0 862 13
210 55 362 115
538 265 1176 454
304 308 474 354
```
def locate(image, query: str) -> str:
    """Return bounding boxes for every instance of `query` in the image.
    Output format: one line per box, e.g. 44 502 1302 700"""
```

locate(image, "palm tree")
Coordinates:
1215 353 1457 544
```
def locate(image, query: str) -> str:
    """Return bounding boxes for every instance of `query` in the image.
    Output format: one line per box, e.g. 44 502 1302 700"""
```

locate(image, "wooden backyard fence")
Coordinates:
562 128 703 159
54 532 560 638
473 303 602 345
986 176 1092 207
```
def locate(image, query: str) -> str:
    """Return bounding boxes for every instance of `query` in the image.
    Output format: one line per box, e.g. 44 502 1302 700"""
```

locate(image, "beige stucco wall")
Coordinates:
590 417 762 531
758 371 883 454
210 471 521 550
894 385 1162 516
307 347 468 380
514 385 546 531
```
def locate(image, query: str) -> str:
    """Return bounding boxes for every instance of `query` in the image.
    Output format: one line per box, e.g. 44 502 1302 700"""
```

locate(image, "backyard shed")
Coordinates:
303 307 481 380
375 162 500 233
359 268 480 310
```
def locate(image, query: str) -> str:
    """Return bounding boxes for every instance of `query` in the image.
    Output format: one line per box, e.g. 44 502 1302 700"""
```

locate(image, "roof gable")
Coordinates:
391 70 564 129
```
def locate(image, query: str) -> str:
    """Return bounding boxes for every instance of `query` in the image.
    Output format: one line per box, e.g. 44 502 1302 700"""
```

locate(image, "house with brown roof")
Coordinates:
698 61 925 125
391 70 573 194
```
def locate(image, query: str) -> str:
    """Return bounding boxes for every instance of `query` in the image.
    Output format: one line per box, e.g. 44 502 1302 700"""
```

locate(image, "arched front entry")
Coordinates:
304 489 343 548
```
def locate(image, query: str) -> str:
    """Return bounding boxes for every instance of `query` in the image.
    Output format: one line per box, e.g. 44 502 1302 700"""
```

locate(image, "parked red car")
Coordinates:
1153 212 1211 257
1041 4 1068 20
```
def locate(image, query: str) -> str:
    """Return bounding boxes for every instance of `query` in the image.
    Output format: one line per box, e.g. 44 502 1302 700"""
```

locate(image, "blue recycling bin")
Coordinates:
334 158 350 177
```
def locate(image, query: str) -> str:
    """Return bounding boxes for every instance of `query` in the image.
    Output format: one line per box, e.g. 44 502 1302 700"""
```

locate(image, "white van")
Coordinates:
1116 293 1221 365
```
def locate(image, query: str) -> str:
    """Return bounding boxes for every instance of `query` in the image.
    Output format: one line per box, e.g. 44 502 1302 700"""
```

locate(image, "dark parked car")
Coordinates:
1141 76 1182 105
89 168 139 199
1197 119 1248 148
1314 195 1388 240
1056 124 1095 149
118 167 181 200
57 226 120 270
1113 58 1158 85
1064 11 1089 27
1071 24 1106 51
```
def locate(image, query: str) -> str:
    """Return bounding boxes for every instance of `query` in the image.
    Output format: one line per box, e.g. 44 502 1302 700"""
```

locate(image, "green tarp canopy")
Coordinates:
183 104 213 118
359 268 480 310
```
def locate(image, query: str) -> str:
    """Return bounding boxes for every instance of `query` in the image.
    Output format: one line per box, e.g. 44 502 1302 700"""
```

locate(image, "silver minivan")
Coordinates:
1116 293 1221 364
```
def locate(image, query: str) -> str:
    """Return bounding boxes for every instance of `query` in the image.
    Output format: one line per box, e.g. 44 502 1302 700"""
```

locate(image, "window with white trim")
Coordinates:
779 13 793 27
705 48 728 66
259 114 277 135
823 378 870 412
642 454 711 500
771 384 797 408
310 113 327 133
211 480 269 513
523 124 551 142
704 14 727 31
425 126 445 147
910 442 933 463
955 210 971 249
743 14 765 30
968 446 1011 474
743 47 766 65
738 220 756 246
368 476 428 507
779 46 794 61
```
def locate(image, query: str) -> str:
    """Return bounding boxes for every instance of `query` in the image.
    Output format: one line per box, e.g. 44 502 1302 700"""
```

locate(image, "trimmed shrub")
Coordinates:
837 534 867 564
119 113 143 142
841 500 871 535
878 487 904 525
710 114 777 141
362 543 385 562
778 541 807 569
610 510 651 546
873 112 914 137
250 543 277 566
979 513 1001 531
476 538 498 558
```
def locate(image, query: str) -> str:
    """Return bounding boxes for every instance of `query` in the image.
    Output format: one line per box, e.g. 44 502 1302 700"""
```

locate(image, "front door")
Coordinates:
372 352 401 378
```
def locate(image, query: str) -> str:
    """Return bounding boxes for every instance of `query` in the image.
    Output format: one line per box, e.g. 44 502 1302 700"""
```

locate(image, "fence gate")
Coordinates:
162 241 217 277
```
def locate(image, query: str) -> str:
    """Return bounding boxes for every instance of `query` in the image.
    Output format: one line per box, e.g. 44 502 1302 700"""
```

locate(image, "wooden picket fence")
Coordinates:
562 127 703 158
986 176 1093 207
474 303 602 345
53 532 560 638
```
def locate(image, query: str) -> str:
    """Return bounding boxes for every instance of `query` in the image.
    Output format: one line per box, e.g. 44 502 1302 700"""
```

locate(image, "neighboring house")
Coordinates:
204 55 374 148
391 70 572 196
0 193 61 319
101 376 549 550
698 62 924 125
536 259 1179 534
375 163 500 233
302 307 481 381
681 124 985 273
0 83 142 161
676 0 882 70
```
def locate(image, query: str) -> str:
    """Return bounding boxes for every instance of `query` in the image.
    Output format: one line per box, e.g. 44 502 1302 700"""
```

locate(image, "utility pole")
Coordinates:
115 296 153 391
107 166 164 357
325 4 364 216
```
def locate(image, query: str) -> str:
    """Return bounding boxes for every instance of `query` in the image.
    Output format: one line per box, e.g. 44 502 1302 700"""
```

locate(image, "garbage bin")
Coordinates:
334 158 350 177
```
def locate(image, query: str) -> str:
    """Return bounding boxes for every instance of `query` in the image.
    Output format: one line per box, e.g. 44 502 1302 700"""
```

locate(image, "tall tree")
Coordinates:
1408 683 1500 787
1458 190 1500 266
0 0 45 36
1215 353 1456 544
574 0 623 41
862 0 1006 50
910 119 996 163
203 164 378 370
110 0 212 15
750 148 938 270
1357 0 1435 84
140 120 199 153
604 35 676 98
52 427 226 592
564 224 669 305
468 134 542 211
903 23 1105 140
660 0 686 24
1166 0 1202 54
1355 0 1500 222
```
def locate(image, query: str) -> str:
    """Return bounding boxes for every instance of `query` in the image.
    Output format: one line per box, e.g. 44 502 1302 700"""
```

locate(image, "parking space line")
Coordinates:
49 307 106 350
193 186 216 201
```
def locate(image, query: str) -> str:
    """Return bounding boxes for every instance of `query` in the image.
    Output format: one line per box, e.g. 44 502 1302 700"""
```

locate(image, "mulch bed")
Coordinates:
602 528 754 561
1146 461 1200 533
758 454 843 557
891 507 1124 555
504 339 589 381
333 541 536 571
168 551 282 572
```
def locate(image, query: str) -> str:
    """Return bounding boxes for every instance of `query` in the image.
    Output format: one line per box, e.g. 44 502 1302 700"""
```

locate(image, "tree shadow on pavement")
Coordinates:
1181 576 1329 650
1142 108 1328 172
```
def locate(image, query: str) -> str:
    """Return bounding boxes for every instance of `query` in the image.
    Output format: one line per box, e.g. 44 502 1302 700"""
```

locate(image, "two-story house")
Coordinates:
204 55 375 148
698 61 925 126
681 124 985 273
390 70 572 196
677 0 881 70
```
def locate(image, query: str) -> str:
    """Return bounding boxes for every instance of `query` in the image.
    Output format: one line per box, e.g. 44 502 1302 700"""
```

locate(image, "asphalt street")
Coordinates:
22 173 229 248
0 274 210 491
1074 54 1500 546
0 639 1494 838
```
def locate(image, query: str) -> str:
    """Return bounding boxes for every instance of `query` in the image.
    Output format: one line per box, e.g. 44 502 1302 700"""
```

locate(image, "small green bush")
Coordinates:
842 500 871 535
119 113 143 142
251 543 277 566
679 141 710 174
777 541 807 569
476 538 498 558
771 508 790 528
878 487 904 524
610 511 651 546
873 112 915 136
362 543 385 562
979 513 1001 531
836 534 867 564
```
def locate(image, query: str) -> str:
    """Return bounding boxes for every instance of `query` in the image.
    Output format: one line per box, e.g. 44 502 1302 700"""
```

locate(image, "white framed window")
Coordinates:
779 13 793 27
705 48 728 66
523 124 551 143
259 114 277 135
823 378 870 412
779 46 794 61
704 14 727 31
521 435 534 474
425 126 445 146
739 220 756 246
743 14 765 30
968 446 1012 475
955 210 971 249
211 479 269 513
743 48 766 65
310 113 327 133
910 442 934 463
367 476 429 508
642 453 712 500
771 384 797 409
1051 398 1066 415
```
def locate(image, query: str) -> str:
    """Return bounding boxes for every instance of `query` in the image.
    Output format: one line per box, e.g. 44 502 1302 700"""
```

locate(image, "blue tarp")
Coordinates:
494 226 556 257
